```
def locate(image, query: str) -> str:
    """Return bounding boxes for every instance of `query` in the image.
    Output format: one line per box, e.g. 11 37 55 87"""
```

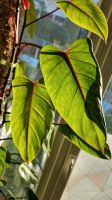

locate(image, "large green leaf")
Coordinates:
26 0 36 38
11 76 54 162
59 124 111 159
40 38 107 154
57 0 108 41
0 147 6 178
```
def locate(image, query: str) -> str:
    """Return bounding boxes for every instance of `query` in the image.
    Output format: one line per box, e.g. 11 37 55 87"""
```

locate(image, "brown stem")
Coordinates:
16 42 42 49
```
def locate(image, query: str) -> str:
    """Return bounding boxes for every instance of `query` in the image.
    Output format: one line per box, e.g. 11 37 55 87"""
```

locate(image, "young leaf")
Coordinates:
11 76 54 162
26 0 36 38
40 38 107 154
59 124 111 159
57 0 108 41
22 0 30 10
0 147 7 177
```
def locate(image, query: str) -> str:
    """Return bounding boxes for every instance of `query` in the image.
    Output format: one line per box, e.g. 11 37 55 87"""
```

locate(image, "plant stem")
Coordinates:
19 10 27 44
13 10 27 61
0 137 12 141
25 8 59 28
53 123 64 126
16 42 42 49
12 1 20 63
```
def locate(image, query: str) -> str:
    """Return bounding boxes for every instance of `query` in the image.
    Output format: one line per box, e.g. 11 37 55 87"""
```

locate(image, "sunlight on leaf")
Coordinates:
11 76 54 162
40 38 109 156
15 62 25 78
57 0 108 41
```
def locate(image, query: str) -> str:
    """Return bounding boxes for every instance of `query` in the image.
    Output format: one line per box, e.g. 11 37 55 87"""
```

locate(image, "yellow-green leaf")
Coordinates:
40 38 108 155
11 76 54 162
57 0 108 41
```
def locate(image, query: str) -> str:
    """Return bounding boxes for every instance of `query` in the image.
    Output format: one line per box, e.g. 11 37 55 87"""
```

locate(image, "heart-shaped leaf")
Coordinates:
11 76 54 162
57 0 108 41
40 38 107 154
59 124 111 159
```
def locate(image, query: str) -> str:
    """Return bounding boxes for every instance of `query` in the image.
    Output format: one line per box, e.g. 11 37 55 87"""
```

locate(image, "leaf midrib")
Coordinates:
62 52 104 151
26 82 35 161
64 52 86 102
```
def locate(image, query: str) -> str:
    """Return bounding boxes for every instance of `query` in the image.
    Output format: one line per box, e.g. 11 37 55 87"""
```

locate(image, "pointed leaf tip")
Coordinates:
57 0 108 41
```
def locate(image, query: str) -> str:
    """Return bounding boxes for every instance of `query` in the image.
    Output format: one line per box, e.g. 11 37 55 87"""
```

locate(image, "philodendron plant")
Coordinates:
0 0 111 197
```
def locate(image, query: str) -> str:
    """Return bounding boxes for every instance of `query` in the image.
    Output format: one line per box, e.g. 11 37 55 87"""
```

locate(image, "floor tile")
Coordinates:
105 189 112 199
88 171 111 189
92 192 112 200
104 172 112 189
61 135 112 200
66 175 84 190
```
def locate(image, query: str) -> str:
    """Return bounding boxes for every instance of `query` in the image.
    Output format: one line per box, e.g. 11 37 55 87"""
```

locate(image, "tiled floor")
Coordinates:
61 135 112 200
